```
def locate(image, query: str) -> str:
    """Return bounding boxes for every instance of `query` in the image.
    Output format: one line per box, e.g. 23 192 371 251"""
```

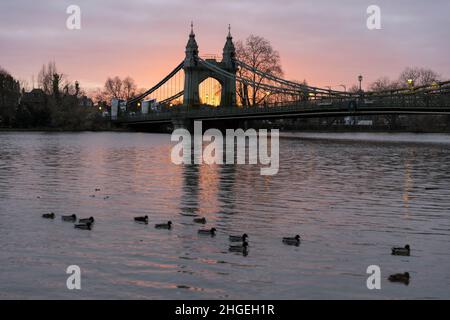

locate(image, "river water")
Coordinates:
0 131 449 299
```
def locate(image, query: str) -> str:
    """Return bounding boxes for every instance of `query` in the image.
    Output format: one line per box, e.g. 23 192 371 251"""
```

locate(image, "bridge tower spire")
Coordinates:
221 24 237 106
183 21 200 106
185 21 199 67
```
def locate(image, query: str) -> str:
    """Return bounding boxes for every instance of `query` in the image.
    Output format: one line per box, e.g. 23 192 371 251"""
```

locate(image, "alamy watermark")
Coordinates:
171 121 279 176
66 5 81 30
366 5 381 30
366 265 381 290
66 265 81 290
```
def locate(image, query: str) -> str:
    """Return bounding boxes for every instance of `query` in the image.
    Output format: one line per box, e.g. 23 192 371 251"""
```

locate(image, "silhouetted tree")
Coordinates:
102 76 138 101
236 35 283 106
369 77 401 92
38 62 64 95
368 67 441 92
398 67 440 87
0 67 21 126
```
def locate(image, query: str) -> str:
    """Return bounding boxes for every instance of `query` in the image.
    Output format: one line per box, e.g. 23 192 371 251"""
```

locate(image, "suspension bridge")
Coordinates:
112 25 450 130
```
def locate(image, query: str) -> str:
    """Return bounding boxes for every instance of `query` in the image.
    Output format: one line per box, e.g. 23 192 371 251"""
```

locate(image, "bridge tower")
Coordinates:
183 23 237 107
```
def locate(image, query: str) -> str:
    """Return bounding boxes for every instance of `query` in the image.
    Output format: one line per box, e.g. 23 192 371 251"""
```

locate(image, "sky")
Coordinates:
1 0 449 92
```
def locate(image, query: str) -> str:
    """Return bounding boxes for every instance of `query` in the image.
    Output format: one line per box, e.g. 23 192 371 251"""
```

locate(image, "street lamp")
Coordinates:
407 79 414 89
358 75 363 92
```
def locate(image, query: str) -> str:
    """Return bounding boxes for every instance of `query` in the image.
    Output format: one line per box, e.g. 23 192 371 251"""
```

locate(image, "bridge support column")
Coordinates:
220 76 237 107
183 68 200 107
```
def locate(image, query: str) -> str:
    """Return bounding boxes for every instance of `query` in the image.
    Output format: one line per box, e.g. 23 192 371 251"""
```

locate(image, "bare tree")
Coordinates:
18 79 30 92
236 35 283 106
38 61 64 95
348 85 360 93
368 67 441 93
122 77 137 100
398 67 440 87
102 76 138 101
104 76 123 100
369 77 401 92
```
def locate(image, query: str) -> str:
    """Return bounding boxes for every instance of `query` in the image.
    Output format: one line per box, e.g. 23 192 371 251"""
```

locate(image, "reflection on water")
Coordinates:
0 131 450 299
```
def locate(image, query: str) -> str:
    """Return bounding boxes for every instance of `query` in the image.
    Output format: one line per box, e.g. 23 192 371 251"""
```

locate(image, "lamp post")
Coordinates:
407 79 414 89
358 75 363 92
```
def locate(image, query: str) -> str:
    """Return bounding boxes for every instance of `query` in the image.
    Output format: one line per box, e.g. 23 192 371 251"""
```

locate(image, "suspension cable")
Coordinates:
127 61 184 105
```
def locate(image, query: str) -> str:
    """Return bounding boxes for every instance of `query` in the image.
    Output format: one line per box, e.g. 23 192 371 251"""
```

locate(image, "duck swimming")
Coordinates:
42 213 55 219
229 241 249 255
388 272 410 285
193 217 207 224
391 245 410 256
198 228 217 236
75 222 92 230
134 215 149 224
62 214 77 222
229 234 248 242
155 221 172 229
282 235 301 246
79 217 94 224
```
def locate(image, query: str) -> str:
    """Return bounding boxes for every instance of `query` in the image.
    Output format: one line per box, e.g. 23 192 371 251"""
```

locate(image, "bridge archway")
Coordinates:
199 77 222 106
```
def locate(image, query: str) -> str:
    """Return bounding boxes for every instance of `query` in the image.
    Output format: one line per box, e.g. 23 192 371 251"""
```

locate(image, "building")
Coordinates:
78 95 94 107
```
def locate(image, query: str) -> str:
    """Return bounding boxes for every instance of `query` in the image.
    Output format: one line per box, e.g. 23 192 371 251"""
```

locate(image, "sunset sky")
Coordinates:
1 0 449 92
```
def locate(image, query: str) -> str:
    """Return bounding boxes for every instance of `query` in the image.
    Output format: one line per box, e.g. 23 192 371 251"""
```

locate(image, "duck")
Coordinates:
79 217 95 224
74 222 92 230
134 215 149 224
388 272 410 285
282 235 301 246
95 188 101 192
42 212 55 219
391 244 410 256
89 195 96 198
62 214 77 222
198 228 217 236
193 217 207 224
155 221 172 229
229 241 249 253
229 234 248 242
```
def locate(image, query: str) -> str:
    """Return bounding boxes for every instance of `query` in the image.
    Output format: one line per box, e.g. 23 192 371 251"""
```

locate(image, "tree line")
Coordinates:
0 62 108 130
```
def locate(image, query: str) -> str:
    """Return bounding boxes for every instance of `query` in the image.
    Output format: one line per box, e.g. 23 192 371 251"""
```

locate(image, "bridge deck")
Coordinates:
114 96 450 125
